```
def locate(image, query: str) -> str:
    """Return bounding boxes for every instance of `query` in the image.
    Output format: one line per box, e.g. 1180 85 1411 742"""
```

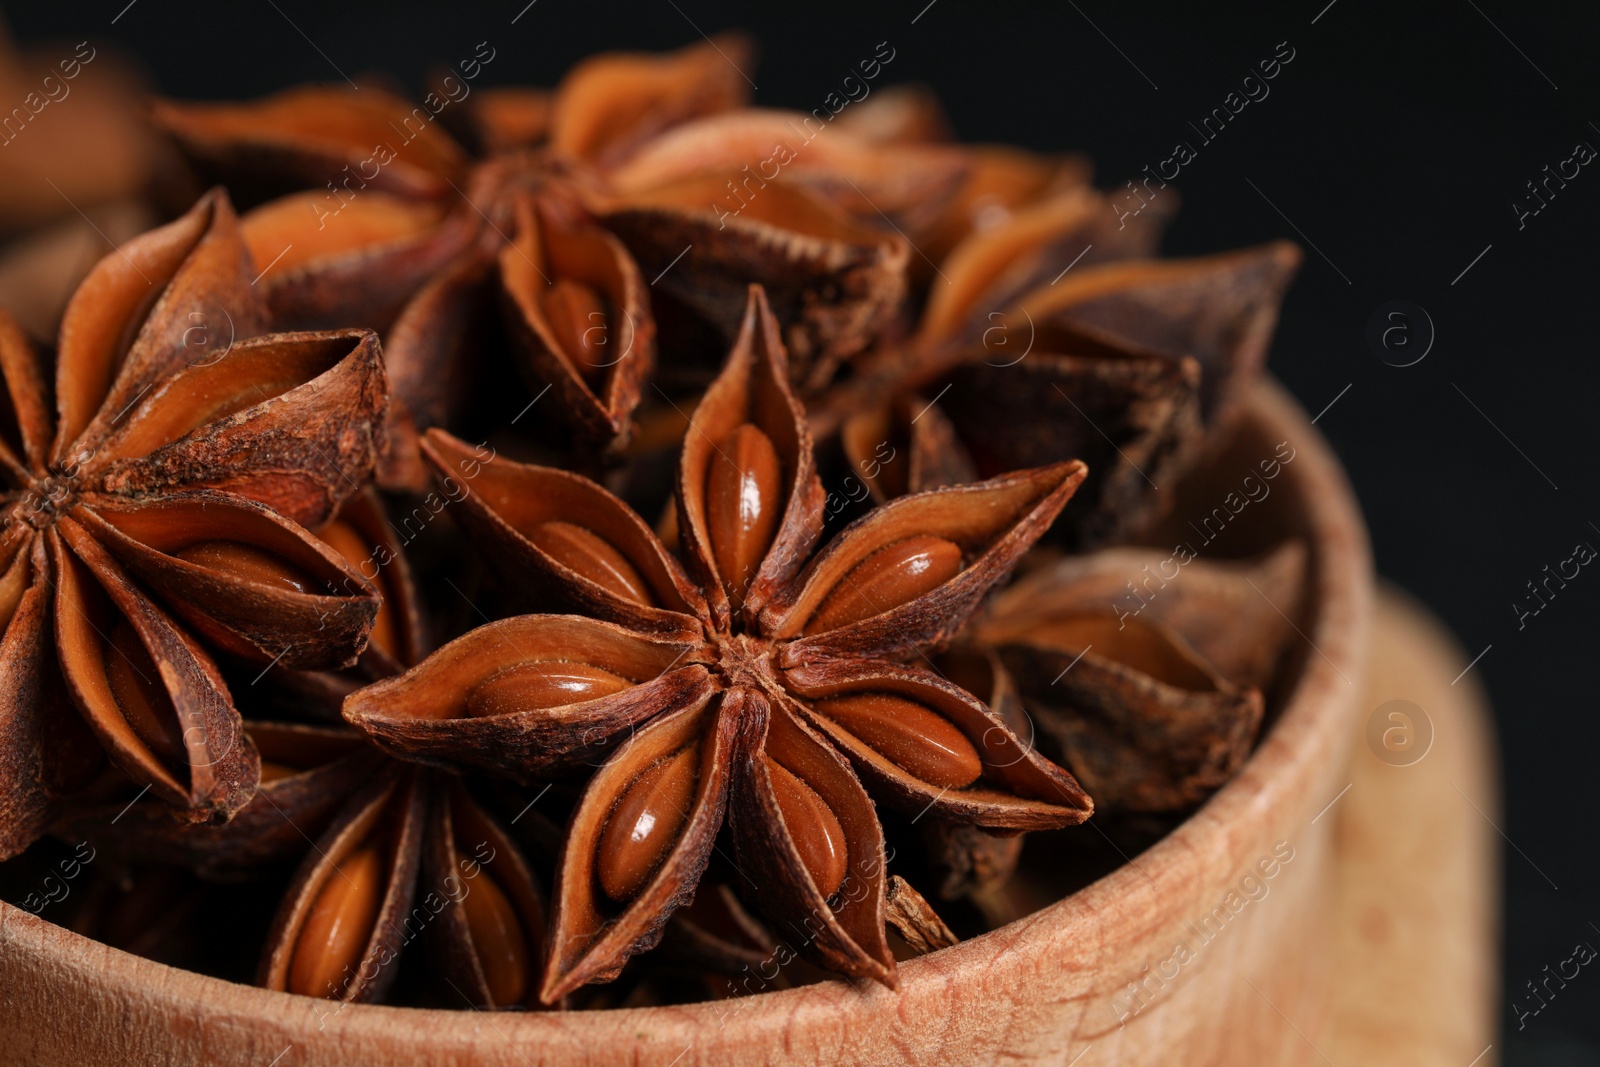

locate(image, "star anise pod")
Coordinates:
54 492 551 1008
0 189 388 859
149 38 963 485
812 88 1301 548
342 286 1092 1002
972 541 1307 812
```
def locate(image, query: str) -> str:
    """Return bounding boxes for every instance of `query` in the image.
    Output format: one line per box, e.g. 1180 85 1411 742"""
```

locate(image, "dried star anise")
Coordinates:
0 189 388 859
811 88 1301 546
343 287 1092 1002
972 541 1308 813
56 493 551 1008
147 37 970 485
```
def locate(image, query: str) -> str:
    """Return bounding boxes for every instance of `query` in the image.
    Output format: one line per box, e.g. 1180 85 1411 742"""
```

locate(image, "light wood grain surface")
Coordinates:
1325 585 1500 1067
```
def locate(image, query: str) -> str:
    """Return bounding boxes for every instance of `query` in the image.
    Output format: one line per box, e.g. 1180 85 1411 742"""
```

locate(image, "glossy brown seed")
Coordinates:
104 621 185 770
462 871 530 1005
805 535 964 634
541 278 612 384
317 519 396 658
813 693 982 790
596 746 698 903
768 761 848 898
466 661 634 719
705 423 783 603
288 844 383 999
175 540 317 596
528 520 653 606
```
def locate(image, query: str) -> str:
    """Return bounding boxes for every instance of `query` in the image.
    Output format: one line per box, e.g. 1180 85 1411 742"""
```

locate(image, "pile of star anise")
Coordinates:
0 35 1310 1009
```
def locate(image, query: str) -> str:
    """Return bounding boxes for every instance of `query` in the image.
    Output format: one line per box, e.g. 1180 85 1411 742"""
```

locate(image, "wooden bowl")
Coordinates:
0 380 1373 1066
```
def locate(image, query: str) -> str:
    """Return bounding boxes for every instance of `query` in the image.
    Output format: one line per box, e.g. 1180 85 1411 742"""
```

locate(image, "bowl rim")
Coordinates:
0 377 1373 1058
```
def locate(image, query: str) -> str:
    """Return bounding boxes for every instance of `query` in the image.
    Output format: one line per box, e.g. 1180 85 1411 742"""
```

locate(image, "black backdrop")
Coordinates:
8 1 1598 1060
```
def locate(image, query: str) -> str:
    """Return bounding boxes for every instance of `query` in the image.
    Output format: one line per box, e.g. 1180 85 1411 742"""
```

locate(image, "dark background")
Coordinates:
7 1 1597 1060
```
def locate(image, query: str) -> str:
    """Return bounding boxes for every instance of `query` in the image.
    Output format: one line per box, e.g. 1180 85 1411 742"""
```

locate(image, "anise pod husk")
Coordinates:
151 85 467 201
377 237 499 489
239 192 480 333
497 192 656 446
724 689 896 988
52 721 380 878
543 687 734 1000
1013 242 1302 431
548 34 754 168
342 614 716 780
987 540 1309 691
236 195 490 490
452 86 551 156
831 83 955 146
912 645 1032 898
913 184 1169 349
780 662 1090 829
260 488 431 711
674 287 827 628
420 428 707 629
595 175 909 390
0 189 388 859
759 461 1090 660
421 778 549 1010
350 286 1092 1003
815 236 1295 547
839 390 978 505
602 109 970 243
89 328 387 528
831 86 1101 270
258 765 427 1003
974 544 1308 812
991 616 1263 812
813 175 1170 414
926 332 1204 548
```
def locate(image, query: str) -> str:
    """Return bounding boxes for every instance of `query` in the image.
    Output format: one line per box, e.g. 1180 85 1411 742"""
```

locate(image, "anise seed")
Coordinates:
528 520 653 606
813 693 982 789
104 621 186 770
465 661 633 719
462 870 530 1005
317 520 397 658
175 540 317 596
597 747 698 903
540 278 612 385
768 761 848 898
805 535 963 634
288 844 383 999
706 423 783 604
